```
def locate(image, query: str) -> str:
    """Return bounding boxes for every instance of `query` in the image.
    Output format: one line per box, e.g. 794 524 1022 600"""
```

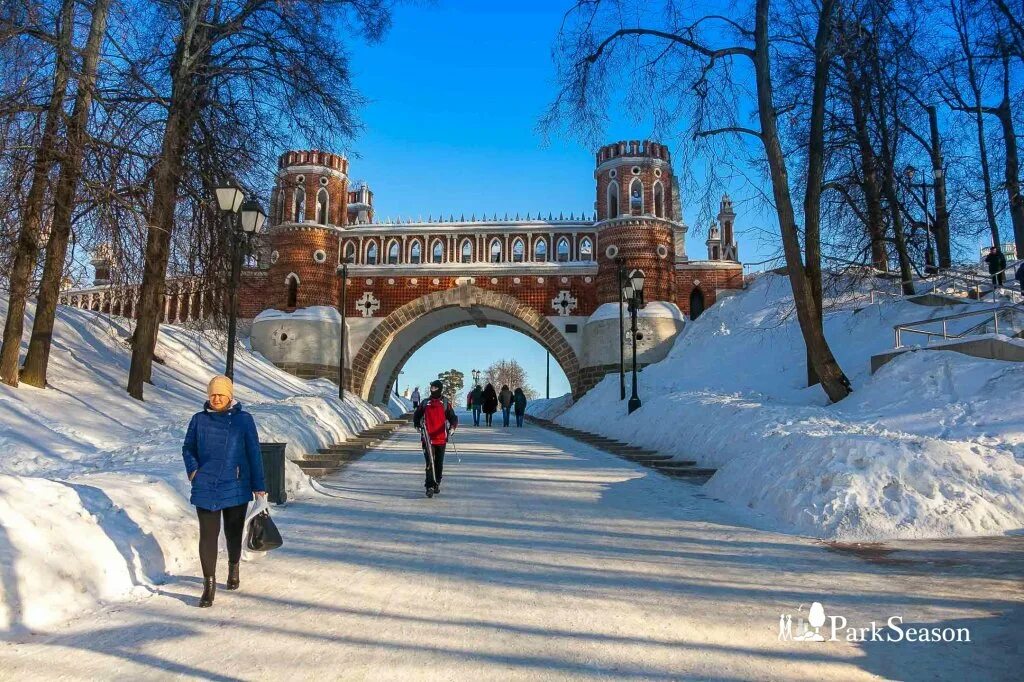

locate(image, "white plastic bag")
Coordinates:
241 495 270 562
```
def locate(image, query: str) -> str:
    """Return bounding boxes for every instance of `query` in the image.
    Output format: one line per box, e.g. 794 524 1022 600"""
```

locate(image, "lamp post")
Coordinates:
214 184 265 380
623 269 645 414
471 368 481 386
338 258 349 400
904 165 935 274
615 256 627 400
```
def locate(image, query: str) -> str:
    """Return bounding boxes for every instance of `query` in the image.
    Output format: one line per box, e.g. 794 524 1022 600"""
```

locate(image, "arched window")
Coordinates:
410 240 422 264
556 237 570 263
512 237 525 263
579 237 593 261
366 242 378 265
343 241 356 263
653 182 665 218
490 238 503 263
316 188 329 224
607 181 619 218
689 287 705 320
461 239 473 263
629 178 643 213
387 240 400 265
293 188 305 222
432 240 444 263
534 237 547 261
286 274 299 308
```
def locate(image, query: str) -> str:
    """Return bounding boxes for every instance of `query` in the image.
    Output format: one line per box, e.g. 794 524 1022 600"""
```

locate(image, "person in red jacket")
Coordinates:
412 380 459 497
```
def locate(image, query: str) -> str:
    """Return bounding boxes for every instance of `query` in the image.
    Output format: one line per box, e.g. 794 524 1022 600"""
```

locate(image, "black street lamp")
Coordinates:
904 165 936 274
471 368 481 386
615 256 627 400
623 268 646 414
337 257 351 400
214 184 265 381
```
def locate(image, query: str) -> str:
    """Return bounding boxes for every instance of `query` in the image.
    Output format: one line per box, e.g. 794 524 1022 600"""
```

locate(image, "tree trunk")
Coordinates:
995 54 1024 259
755 0 851 402
842 51 889 272
127 0 210 400
0 0 75 387
21 0 113 387
928 106 951 269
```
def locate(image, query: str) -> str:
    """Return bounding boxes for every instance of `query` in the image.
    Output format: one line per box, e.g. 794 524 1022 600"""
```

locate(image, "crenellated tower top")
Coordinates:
595 140 672 165
278 149 349 175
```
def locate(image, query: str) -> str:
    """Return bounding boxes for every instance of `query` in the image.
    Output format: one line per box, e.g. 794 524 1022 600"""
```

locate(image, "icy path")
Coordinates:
1 417 1021 680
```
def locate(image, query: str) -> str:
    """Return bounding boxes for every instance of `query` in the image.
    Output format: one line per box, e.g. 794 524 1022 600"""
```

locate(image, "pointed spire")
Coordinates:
570 212 575 220
515 212 520 220
558 211 563 220
471 213 476 221
459 213 465 221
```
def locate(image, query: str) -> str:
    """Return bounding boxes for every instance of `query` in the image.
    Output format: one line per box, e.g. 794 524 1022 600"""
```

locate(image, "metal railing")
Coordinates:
893 304 1024 348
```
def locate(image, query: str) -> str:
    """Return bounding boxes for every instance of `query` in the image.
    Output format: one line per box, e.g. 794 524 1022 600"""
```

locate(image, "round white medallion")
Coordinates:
609 169 617 179
513 277 521 284
584 276 592 283
295 175 305 183
537 277 545 284
561 276 569 283
654 168 662 178
319 176 329 185
656 245 669 259
491 278 498 284
605 244 619 259
410 278 418 285
313 249 327 263
432 278 440 285
631 166 641 175
365 278 373 285
387 278 395 285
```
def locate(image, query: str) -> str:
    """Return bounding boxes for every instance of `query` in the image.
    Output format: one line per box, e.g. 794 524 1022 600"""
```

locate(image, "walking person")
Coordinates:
513 387 527 427
482 383 498 427
413 380 458 498
470 384 483 426
985 246 1007 288
411 386 421 410
182 375 267 608
498 385 513 427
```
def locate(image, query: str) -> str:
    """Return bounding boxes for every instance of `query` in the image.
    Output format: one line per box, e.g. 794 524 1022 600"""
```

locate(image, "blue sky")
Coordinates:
341 1 774 398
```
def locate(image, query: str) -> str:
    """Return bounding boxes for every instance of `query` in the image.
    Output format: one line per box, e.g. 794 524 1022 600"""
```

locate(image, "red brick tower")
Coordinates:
594 140 677 304
267 150 349 310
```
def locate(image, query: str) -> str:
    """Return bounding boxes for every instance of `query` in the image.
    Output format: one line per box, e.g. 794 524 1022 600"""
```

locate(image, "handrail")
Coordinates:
893 303 1024 348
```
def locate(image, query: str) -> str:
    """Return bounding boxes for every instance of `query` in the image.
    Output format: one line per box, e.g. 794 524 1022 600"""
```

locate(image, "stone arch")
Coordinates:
350 285 581 404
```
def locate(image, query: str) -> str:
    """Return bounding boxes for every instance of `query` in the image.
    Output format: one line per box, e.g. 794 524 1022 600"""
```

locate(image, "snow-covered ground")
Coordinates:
0 300 396 632
555 274 1024 541
1 421 1018 681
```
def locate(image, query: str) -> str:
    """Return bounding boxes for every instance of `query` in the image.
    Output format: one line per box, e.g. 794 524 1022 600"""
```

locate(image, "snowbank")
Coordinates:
557 274 1024 540
0 299 390 632
525 394 574 420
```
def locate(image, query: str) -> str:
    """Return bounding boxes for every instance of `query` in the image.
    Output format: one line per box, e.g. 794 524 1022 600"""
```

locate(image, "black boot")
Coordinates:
226 562 240 591
199 576 216 607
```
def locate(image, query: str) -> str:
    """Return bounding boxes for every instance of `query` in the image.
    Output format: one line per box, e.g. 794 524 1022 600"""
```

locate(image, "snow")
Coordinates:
1 422 1018 680
0 298 393 632
253 305 341 324
525 394 574 420
586 300 685 323
555 273 1024 540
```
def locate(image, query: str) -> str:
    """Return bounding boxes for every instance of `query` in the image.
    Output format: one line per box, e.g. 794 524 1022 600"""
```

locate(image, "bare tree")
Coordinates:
125 0 392 400
545 0 852 401
20 0 113 388
0 0 75 387
485 358 536 398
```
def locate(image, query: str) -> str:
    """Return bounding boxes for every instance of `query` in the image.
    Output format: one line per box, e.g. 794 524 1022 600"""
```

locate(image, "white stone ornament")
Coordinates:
355 291 380 318
551 290 578 316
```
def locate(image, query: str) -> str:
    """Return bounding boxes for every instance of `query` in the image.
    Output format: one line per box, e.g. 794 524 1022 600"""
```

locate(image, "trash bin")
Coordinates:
259 442 288 505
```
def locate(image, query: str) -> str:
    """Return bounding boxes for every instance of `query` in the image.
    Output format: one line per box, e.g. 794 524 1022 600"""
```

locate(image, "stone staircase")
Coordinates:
294 414 413 477
526 416 717 483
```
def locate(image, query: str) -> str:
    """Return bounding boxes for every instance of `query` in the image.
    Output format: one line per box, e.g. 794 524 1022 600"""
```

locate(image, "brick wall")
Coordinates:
595 219 676 305
674 263 744 317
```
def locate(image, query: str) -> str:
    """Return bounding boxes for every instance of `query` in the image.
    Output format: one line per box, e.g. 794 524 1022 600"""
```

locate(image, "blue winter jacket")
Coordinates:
182 402 266 511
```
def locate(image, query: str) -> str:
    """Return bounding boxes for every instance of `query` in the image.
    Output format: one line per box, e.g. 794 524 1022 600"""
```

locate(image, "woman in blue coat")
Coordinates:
182 375 266 607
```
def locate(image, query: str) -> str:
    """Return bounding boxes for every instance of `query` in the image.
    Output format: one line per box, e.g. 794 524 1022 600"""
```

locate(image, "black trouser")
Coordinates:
423 443 446 489
196 503 248 578
485 412 493 426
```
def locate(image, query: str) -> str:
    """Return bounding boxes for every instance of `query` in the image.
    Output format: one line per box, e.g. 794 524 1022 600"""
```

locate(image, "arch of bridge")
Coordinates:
350 285 581 404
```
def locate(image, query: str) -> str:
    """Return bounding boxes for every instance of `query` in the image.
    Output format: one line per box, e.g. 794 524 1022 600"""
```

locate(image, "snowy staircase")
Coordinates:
295 414 413 477
526 417 717 483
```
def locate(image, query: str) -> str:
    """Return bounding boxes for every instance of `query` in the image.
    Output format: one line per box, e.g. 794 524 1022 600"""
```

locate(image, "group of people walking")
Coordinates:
467 383 528 427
